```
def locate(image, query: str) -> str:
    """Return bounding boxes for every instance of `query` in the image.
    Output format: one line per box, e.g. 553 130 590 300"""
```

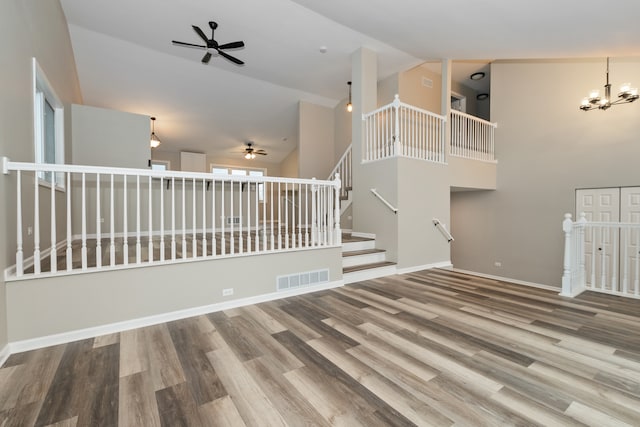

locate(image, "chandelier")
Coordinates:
580 58 638 111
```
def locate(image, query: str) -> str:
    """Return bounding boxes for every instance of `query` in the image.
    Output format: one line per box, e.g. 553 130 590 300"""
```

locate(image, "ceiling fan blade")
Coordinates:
217 49 244 65
201 52 212 64
255 150 267 155
217 41 245 50
172 40 207 49
256 152 267 155
192 25 209 45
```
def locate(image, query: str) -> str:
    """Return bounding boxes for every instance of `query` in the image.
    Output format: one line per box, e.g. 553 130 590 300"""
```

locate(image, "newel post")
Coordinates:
393 94 401 155
333 173 342 245
561 213 574 296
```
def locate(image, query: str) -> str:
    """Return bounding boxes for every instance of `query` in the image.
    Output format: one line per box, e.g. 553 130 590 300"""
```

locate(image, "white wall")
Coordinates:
451 58 640 288
0 0 82 354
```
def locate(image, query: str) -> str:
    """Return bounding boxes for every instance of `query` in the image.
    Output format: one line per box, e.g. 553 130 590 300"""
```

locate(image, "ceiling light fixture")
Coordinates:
470 72 485 81
476 93 489 101
150 117 161 148
346 81 353 113
580 57 638 111
244 152 255 160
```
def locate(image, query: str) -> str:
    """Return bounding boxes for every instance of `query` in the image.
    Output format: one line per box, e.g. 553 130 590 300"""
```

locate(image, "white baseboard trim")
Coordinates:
351 231 376 239
8 279 344 354
397 261 453 275
559 287 586 298
452 268 559 291
0 344 10 367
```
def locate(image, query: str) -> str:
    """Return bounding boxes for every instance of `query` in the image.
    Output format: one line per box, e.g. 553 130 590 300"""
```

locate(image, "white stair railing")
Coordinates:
450 110 497 162
562 213 640 298
433 218 454 243
2 157 342 279
328 144 352 200
363 95 446 164
370 188 398 214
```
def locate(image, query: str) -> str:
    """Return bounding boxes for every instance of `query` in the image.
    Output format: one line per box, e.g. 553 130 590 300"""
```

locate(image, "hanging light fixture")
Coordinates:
580 58 638 111
150 117 161 148
346 81 353 113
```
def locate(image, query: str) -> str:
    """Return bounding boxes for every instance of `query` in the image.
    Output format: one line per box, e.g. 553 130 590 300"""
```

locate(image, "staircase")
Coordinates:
342 233 396 284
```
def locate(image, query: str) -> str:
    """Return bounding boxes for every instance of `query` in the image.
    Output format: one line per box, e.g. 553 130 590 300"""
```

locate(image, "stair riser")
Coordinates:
342 240 376 252
343 265 397 284
342 252 386 268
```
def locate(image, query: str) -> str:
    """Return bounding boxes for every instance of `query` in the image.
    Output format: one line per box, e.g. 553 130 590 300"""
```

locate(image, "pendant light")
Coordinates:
150 117 161 148
580 58 639 111
346 81 353 113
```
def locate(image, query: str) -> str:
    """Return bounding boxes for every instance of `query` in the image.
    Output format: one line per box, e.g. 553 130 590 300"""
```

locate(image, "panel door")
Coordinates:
620 187 640 294
576 188 620 290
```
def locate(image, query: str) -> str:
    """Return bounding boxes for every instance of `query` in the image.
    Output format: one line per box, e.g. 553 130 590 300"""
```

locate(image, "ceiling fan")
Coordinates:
172 21 245 65
243 142 267 159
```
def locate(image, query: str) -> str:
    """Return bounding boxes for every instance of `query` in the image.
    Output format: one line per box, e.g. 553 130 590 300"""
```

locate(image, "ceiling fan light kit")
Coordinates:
243 142 267 160
580 57 638 111
172 21 245 65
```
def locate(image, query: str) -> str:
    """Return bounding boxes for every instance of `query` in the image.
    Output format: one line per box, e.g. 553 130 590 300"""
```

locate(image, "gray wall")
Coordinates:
72 104 150 168
451 58 640 287
0 0 82 352
298 101 335 179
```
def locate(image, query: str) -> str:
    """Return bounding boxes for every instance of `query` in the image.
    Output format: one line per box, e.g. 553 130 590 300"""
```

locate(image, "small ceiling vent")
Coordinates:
422 77 433 88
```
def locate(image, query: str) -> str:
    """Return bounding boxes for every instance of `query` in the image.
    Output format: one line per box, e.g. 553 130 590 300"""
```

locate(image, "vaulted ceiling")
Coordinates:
60 0 640 163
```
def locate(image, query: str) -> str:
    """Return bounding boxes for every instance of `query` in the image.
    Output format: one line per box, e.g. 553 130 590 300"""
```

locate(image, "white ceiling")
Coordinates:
60 0 640 164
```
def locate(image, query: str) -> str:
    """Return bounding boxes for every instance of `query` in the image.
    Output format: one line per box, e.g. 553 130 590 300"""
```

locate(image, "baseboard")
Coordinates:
452 268 559 291
0 344 10 367
351 231 376 239
8 279 344 354
397 261 453 275
559 287 586 298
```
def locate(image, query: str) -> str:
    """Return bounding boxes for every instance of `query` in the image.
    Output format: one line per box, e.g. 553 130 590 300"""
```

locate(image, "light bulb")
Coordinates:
347 103 353 113
245 153 251 160
620 83 631 93
589 89 600 100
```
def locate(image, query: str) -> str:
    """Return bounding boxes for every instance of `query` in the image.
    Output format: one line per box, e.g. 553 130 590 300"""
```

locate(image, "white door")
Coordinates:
620 187 640 294
576 188 620 290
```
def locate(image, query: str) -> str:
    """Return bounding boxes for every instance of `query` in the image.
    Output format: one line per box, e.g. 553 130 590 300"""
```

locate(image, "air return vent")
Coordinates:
422 76 433 88
226 217 240 225
277 269 329 291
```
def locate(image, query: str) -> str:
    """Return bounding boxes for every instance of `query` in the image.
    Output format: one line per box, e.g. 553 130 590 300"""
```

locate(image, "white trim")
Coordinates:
343 264 397 284
452 268 559 291
397 261 452 275
351 231 376 239
582 287 640 300
559 287 587 298
8 279 344 354
0 344 10 367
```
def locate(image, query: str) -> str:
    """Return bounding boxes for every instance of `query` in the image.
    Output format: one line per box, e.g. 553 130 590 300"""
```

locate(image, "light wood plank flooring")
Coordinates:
1 269 640 426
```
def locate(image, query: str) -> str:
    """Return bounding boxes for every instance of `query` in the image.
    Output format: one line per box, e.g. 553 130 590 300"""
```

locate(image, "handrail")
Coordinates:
450 110 497 128
370 188 398 214
433 218 454 243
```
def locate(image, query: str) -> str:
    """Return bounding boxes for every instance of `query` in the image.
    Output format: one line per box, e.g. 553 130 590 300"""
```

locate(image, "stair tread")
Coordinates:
343 261 396 274
342 234 375 243
342 249 386 257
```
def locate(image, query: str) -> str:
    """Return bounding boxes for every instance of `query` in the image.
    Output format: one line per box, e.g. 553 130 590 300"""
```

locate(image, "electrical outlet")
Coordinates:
27 226 33 236
494 261 502 268
222 288 234 297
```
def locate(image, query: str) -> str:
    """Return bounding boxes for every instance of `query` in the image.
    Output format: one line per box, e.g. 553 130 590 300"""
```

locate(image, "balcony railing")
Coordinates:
362 95 446 164
450 110 497 162
2 157 341 279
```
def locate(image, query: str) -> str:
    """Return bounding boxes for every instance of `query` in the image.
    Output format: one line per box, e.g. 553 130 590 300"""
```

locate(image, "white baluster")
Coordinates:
67 172 72 271
50 172 57 273
221 177 226 255
311 178 317 246
298 183 302 247
269 181 274 251
284 182 289 249
16 171 23 276
277 182 282 250
182 178 186 259
192 179 197 258
171 177 176 260
230 180 235 254
246 179 251 254
148 176 153 263
123 175 128 265
334 173 341 245
110 174 115 266
202 179 207 257
160 177 165 262
305 183 309 247
81 172 87 270
239 179 243 254
136 175 141 264
96 173 101 268
255 180 260 252
34 172 41 274
635 227 640 295
212 176 217 257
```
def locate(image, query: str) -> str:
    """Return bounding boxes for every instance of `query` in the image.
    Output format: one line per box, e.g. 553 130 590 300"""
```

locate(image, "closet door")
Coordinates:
576 188 620 290
620 187 640 294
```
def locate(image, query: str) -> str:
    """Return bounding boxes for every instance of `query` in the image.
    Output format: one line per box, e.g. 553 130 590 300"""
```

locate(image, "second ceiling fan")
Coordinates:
172 21 245 65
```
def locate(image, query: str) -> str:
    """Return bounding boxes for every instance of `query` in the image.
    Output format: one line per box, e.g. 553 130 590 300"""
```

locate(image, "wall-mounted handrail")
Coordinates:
433 218 454 243
370 188 398 214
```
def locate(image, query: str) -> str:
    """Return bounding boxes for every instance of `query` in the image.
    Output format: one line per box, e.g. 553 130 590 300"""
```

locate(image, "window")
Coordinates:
211 164 267 201
150 159 170 171
33 58 64 188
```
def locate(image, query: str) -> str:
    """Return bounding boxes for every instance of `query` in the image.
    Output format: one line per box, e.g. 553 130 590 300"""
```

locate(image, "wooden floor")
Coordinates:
2 269 640 426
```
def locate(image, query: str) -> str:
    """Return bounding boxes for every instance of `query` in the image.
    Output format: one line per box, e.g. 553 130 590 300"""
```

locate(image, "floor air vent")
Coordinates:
277 269 329 291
